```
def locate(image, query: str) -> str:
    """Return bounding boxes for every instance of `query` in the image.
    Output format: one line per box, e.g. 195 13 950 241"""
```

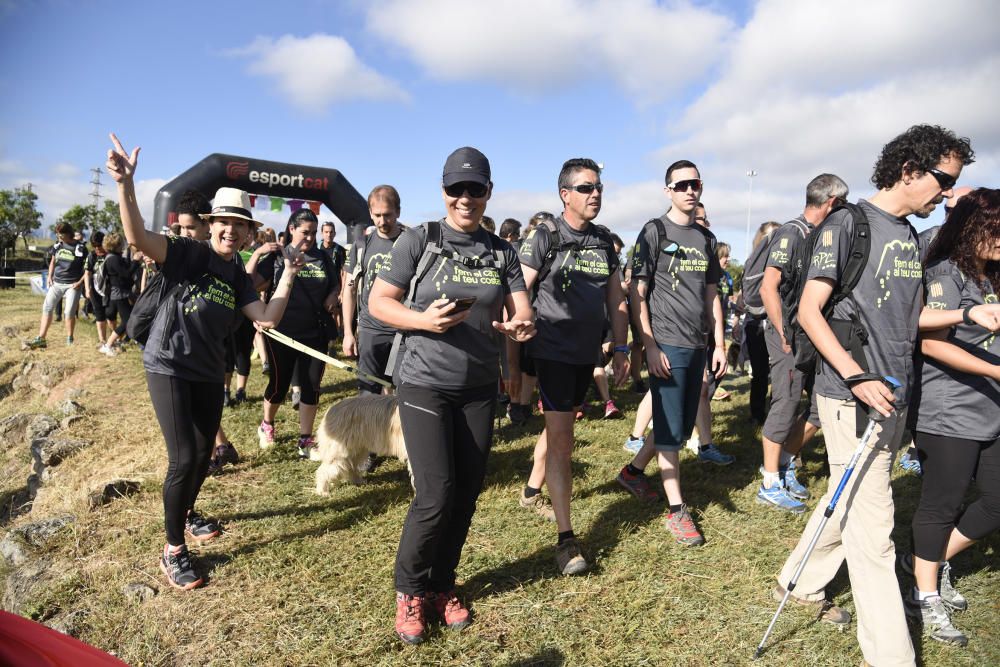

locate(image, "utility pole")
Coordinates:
745 169 757 260
90 167 103 209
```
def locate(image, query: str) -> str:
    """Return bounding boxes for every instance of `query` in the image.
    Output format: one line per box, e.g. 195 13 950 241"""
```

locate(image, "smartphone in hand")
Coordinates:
449 296 477 313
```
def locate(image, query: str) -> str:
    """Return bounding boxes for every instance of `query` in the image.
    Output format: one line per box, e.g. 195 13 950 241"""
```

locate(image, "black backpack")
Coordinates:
531 218 616 301
385 219 508 378
779 203 873 375
638 217 716 291
126 271 189 346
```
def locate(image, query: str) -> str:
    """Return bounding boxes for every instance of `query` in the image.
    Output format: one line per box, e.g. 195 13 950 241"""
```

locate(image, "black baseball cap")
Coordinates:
442 147 491 187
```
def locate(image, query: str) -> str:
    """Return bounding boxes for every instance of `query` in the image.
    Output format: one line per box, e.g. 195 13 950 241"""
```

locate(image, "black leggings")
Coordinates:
394 382 495 595
226 318 255 377
744 317 770 424
108 298 133 337
263 335 325 406
146 372 224 546
911 431 1000 562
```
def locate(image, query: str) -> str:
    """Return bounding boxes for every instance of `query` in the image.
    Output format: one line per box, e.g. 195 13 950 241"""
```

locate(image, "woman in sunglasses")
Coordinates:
369 147 535 645
905 187 1000 646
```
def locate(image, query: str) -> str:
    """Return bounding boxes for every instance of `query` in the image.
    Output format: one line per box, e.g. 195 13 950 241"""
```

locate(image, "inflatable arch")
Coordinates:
152 154 371 243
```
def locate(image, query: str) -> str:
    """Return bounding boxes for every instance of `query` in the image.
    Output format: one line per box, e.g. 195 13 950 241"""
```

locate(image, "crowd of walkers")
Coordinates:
18 124 996 663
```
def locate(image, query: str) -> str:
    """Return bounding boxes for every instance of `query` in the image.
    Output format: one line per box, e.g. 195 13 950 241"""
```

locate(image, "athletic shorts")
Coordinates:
358 328 395 395
650 343 705 452
534 358 594 412
43 282 81 319
762 321 820 443
520 344 536 378
89 295 108 321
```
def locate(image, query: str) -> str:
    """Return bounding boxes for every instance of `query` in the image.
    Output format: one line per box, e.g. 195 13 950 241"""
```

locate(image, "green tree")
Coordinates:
56 200 122 239
0 185 44 251
728 259 744 292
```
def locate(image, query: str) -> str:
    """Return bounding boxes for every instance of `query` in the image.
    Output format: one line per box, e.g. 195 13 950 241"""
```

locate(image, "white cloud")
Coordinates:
229 34 409 113
366 0 734 102
651 0 1000 259
50 163 80 179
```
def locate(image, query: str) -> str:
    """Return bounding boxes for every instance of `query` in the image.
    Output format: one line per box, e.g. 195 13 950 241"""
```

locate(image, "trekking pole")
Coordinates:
754 374 902 659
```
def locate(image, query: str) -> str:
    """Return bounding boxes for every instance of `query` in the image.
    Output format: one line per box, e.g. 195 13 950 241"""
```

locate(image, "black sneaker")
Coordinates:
185 510 221 542
232 389 247 406
291 388 301 411
223 390 233 408
508 403 527 427
631 379 647 394
208 443 240 474
160 545 203 590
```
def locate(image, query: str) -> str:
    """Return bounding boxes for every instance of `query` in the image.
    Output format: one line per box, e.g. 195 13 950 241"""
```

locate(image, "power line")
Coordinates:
90 167 102 209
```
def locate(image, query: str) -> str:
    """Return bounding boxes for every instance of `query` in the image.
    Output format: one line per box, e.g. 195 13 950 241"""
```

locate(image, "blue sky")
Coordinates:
2 0 997 260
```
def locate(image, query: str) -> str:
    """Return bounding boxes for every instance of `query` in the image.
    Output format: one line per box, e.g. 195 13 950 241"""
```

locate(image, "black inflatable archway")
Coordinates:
152 154 371 243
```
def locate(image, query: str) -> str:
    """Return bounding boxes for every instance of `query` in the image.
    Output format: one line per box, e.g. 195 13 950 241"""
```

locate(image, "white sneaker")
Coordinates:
100 344 118 357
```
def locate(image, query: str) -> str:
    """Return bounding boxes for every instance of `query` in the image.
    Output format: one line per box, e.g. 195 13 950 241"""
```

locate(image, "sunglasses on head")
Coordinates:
444 181 489 198
564 182 604 194
926 168 957 192
667 179 703 193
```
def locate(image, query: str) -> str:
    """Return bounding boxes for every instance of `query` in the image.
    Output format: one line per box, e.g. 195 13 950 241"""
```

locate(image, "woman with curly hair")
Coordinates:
904 188 1000 646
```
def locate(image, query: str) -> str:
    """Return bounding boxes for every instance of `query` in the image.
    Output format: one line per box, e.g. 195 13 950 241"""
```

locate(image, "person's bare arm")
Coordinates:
920 304 1000 332
368 277 469 333
605 273 631 386
760 266 789 352
632 279 670 378
920 328 1000 380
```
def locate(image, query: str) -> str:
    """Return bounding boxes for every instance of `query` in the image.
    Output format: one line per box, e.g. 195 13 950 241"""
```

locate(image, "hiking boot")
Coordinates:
898 554 967 611
698 443 735 466
519 489 556 522
160 545 203 590
616 466 660 502
395 592 426 644
208 442 240 474
428 590 471 630
231 389 247 406
899 449 923 476
631 379 647 394
904 591 968 646
603 400 623 419
773 584 851 627
26 336 47 350
781 462 810 501
297 435 317 460
185 510 221 542
623 434 645 454
756 482 806 514
664 505 704 546
555 538 589 575
257 421 275 449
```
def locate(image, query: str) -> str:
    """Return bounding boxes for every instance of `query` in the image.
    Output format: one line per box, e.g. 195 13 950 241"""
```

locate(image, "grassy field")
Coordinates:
1 285 997 666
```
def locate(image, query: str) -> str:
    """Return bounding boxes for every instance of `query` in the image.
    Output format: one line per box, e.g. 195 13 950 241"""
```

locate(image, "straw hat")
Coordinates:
200 187 260 227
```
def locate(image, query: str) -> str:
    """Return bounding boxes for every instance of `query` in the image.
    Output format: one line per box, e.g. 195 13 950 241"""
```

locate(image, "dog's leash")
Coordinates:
261 328 393 390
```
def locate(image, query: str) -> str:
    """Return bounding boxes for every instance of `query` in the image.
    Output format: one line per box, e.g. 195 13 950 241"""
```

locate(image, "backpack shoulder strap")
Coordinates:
835 202 871 301
531 219 563 292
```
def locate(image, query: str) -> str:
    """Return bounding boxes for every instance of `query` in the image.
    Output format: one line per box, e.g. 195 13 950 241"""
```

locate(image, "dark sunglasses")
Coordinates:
564 182 604 194
668 179 703 192
444 181 489 198
926 168 957 192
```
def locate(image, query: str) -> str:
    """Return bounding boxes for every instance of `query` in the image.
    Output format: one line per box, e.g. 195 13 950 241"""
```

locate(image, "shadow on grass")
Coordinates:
217 481 412 524
503 646 565 667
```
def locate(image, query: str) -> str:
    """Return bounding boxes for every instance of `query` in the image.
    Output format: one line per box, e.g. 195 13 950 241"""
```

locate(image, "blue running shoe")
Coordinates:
899 449 922 476
756 483 806 514
698 443 735 466
623 434 644 454
781 462 810 501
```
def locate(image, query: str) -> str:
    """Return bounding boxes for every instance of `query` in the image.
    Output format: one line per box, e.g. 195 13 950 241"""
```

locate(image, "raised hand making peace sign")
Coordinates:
106 132 140 183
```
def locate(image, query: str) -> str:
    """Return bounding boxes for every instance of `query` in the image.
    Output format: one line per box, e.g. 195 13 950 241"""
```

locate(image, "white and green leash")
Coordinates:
261 327 393 390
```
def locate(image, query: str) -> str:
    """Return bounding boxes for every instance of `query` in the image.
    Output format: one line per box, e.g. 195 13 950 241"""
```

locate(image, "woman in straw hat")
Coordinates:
107 133 304 591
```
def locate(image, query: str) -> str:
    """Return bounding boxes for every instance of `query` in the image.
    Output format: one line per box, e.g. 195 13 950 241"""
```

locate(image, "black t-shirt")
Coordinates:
50 241 86 283
321 242 347 293
519 216 620 363
257 246 338 340
631 216 721 349
103 253 134 302
380 220 526 389
143 237 259 383
346 229 408 334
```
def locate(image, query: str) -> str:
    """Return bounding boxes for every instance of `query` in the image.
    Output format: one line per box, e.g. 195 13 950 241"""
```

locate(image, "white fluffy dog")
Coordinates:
314 394 409 494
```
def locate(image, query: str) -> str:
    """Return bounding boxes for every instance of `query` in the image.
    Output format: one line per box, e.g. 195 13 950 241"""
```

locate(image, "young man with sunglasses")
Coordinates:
614 160 726 546
755 174 849 515
772 125 973 667
517 158 630 574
